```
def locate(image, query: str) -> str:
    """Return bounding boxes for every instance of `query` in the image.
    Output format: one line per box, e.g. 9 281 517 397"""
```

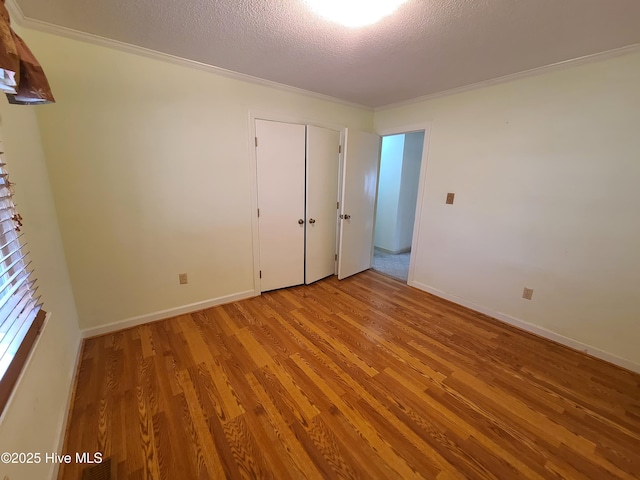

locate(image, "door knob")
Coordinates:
309 218 316 224
298 219 304 225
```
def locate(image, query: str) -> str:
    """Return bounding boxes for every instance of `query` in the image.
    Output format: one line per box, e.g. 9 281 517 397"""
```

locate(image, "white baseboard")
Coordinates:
374 246 411 255
81 290 257 338
410 281 640 374
50 331 83 479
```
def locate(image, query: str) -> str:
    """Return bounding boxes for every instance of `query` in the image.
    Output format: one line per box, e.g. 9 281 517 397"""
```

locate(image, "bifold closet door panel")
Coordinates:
305 125 341 284
255 120 306 291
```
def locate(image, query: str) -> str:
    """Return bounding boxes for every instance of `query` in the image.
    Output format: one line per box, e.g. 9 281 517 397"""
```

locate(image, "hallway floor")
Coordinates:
372 247 410 282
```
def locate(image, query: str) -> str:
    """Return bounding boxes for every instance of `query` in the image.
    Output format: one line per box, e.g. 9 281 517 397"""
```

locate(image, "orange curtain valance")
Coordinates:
0 0 54 105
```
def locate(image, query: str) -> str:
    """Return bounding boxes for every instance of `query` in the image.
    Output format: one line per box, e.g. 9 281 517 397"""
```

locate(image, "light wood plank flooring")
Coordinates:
59 271 640 479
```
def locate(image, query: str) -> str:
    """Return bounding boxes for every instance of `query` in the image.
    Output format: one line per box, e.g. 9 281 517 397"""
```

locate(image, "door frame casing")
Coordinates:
375 122 432 286
248 110 347 295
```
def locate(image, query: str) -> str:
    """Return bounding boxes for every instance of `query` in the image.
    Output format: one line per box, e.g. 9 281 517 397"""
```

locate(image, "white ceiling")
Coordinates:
13 0 640 107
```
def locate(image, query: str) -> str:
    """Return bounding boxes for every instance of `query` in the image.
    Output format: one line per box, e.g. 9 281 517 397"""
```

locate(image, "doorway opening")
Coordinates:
372 131 424 282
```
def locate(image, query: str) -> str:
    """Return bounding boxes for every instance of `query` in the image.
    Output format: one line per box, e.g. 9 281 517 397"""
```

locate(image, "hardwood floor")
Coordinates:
59 271 640 479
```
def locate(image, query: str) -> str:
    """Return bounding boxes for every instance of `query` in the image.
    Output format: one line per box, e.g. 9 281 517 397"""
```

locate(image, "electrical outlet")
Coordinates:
446 193 455 204
179 273 188 285
522 287 533 300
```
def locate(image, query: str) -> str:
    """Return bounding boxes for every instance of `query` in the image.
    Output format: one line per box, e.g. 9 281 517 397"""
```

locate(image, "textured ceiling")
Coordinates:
13 0 640 107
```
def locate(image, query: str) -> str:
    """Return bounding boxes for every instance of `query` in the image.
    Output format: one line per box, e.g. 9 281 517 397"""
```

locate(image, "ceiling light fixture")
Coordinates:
304 0 409 28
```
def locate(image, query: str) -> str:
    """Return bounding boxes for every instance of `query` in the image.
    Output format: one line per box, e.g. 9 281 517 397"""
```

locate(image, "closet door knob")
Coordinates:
309 218 316 224
298 219 304 225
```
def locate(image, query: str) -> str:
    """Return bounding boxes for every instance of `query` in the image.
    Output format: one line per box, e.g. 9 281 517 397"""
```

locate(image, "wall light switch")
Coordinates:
446 193 455 204
523 288 533 300
179 273 188 285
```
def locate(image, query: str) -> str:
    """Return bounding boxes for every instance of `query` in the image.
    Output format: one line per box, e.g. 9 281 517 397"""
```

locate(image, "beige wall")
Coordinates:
0 101 80 479
22 29 373 330
376 51 640 367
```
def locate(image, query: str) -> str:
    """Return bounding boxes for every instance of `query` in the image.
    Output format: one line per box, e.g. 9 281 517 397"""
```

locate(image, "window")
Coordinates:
0 144 45 414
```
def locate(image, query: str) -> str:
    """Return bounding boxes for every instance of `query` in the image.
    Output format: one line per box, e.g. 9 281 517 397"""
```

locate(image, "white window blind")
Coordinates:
0 142 45 411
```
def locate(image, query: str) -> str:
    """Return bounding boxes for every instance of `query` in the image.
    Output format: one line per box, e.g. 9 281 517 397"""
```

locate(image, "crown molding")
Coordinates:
5 0 25 23
375 42 640 112
7 0 640 113
5 0 373 112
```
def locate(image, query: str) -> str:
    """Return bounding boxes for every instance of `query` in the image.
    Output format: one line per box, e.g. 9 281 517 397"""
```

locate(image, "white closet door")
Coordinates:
305 125 340 284
338 128 381 280
256 120 306 291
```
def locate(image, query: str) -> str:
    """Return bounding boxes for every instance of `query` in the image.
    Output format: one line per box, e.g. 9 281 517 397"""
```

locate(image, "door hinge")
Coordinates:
255 137 258 147
259 270 262 278
257 208 260 218
338 145 342 154
337 201 339 209
335 254 338 261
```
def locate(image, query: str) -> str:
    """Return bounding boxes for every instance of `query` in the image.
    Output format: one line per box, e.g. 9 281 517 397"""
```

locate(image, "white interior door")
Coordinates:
338 128 381 280
256 120 306 291
306 125 340 284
